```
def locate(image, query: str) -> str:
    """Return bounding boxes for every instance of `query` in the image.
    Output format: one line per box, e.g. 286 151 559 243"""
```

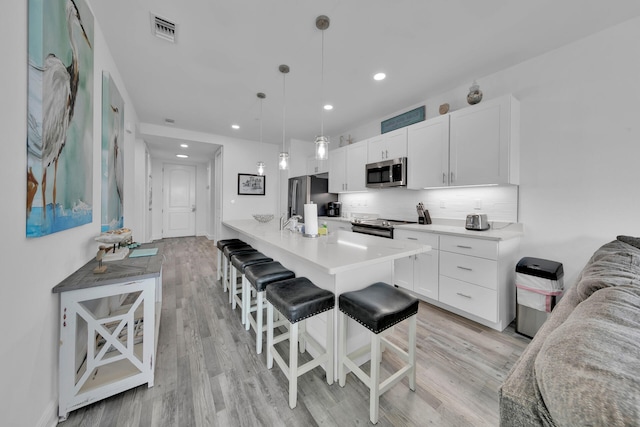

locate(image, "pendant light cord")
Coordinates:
282 72 286 151
320 28 325 136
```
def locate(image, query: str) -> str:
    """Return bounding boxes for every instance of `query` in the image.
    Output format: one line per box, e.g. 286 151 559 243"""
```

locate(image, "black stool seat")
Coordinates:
223 243 255 258
245 262 295 292
339 282 419 334
217 238 244 250
267 277 334 323
231 252 273 272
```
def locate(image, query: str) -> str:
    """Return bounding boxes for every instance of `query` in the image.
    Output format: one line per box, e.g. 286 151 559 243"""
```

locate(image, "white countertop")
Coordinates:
395 223 523 241
319 216 523 241
223 219 430 275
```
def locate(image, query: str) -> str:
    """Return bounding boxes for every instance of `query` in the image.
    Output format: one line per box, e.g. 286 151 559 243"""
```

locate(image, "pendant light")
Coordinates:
256 92 266 175
278 64 290 170
314 15 330 161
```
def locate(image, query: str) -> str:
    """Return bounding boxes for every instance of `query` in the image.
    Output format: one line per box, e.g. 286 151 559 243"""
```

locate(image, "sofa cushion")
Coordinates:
534 285 640 427
575 240 640 300
618 235 640 250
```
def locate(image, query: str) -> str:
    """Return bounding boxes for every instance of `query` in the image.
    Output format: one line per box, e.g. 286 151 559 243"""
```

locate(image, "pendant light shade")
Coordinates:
315 15 330 161
278 64 290 170
256 92 266 175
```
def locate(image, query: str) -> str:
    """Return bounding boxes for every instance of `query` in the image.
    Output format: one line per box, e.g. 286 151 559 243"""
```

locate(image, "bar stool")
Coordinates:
338 282 419 424
243 261 295 354
266 277 335 409
216 239 243 282
230 251 273 323
222 243 256 294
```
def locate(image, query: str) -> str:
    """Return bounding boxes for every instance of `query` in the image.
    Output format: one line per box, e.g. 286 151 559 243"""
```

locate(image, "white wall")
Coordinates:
0 2 143 426
336 17 640 286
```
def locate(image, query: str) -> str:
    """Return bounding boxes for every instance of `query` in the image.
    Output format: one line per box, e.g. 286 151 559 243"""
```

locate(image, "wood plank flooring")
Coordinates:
58 236 530 427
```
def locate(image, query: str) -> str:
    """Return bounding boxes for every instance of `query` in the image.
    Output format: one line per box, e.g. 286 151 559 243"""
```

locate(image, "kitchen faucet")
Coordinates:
280 214 302 230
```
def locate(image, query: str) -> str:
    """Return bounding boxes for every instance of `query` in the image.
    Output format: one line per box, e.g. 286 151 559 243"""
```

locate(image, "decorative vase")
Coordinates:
467 81 483 105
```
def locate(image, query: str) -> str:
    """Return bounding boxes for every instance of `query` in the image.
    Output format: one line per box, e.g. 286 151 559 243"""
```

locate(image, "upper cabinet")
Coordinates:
367 128 408 163
407 115 450 189
329 141 368 193
449 95 520 186
407 94 520 189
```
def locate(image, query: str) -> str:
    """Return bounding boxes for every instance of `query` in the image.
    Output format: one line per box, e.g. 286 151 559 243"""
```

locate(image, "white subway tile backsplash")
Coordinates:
339 186 518 223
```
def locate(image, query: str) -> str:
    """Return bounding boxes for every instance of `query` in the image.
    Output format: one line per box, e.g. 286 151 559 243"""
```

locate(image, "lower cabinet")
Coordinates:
394 230 520 331
394 230 439 300
321 218 352 232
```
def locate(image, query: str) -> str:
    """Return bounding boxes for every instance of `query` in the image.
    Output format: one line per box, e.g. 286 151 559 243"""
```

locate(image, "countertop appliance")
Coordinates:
327 201 341 217
365 157 407 188
288 175 338 223
465 213 490 231
351 218 416 239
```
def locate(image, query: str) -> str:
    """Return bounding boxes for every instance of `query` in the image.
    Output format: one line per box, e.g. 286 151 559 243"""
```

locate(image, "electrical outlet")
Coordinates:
474 199 482 210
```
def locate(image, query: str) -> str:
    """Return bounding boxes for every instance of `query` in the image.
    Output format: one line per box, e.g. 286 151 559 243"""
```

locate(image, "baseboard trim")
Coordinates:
37 400 58 427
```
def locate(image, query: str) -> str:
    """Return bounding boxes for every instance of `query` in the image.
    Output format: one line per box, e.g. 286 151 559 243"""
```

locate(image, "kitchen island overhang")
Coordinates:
222 219 430 380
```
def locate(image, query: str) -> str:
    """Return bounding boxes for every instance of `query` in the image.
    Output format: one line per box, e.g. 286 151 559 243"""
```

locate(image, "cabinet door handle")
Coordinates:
381 150 384 159
457 245 472 249
457 266 473 271
456 292 472 299
443 172 446 184
450 172 455 183
406 237 418 240
385 149 389 159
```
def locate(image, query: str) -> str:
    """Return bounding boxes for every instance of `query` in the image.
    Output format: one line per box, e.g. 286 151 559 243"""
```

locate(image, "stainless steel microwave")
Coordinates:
365 157 407 188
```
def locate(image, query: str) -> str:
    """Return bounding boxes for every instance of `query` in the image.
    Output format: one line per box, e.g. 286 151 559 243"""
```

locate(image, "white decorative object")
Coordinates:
303 204 318 237
252 214 274 223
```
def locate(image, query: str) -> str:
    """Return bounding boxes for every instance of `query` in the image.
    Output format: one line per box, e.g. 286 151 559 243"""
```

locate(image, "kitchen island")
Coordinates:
222 219 430 378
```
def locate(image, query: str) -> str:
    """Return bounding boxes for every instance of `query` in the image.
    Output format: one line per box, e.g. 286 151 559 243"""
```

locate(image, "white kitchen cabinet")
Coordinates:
449 94 520 186
438 234 520 331
393 230 439 300
307 155 329 175
367 128 408 163
407 115 450 189
329 141 368 192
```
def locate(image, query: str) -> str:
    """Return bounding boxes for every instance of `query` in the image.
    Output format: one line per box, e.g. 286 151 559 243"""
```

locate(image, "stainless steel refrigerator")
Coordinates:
288 175 338 223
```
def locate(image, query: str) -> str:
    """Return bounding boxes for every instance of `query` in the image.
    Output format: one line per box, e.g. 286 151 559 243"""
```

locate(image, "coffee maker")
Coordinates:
327 201 341 217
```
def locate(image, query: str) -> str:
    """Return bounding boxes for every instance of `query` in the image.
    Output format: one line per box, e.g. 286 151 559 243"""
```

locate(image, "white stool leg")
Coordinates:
230 265 237 305
245 280 252 331
256 291 264 354
289 321 299 409
326 309 334 385
241 276 248 325
338 311 348 387
222 256 229 292
298 319 306 353
370 332 381 425
216 249 222 281
267 301 274 369
409 314 417 391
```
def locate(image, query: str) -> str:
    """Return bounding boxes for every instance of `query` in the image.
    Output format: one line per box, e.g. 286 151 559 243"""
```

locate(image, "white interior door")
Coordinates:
163 164 196 238
214 149 223 241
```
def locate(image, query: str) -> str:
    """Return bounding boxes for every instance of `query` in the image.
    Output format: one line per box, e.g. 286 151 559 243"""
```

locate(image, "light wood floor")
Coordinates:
58 236 529 427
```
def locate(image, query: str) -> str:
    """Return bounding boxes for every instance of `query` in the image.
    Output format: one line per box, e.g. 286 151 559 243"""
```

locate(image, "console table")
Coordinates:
52 243 164 421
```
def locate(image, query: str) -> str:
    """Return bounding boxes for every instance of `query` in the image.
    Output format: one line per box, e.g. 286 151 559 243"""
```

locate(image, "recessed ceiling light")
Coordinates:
176 154 188 158
180 143 188 148
324 104 333 111
231 124 240 130
373 72 386 81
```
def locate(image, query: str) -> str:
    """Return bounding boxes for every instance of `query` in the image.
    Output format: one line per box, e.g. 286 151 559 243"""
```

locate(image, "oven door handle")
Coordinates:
351 225 392 238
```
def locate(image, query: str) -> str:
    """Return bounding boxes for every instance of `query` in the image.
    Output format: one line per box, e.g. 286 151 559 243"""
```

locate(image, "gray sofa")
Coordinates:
499 236 640 426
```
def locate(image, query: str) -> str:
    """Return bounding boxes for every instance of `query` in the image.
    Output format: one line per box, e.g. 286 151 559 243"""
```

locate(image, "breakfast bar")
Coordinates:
222 219 430 379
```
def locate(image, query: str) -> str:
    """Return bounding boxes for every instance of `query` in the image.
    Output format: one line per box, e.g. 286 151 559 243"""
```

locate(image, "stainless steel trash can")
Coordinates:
515 257 564 338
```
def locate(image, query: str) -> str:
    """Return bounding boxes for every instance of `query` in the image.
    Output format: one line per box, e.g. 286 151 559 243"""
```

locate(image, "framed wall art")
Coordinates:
27 0 95 237
237 174 265 196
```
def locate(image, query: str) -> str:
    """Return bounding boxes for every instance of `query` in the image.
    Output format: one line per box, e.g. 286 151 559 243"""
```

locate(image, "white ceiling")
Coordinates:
90 0 640 159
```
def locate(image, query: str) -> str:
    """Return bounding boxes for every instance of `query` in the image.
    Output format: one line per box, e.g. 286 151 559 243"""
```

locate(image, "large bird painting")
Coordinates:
101 72 124 231
27 0 94 237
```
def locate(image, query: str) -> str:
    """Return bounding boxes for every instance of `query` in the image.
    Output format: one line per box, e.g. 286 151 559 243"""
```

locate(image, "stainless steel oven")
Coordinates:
351 218 416 239
365 157 407 188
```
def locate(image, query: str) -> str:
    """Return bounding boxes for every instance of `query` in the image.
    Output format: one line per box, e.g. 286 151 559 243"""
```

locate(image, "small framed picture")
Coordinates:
237 173 265 196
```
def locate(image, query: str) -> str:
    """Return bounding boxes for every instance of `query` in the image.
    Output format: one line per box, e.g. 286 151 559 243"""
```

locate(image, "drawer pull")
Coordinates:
456 292 472 299
457 266 473 271
406 237 418 240
457 245 473 249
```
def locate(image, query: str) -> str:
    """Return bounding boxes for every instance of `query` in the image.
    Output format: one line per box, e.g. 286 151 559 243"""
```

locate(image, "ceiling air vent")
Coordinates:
151 13 177 43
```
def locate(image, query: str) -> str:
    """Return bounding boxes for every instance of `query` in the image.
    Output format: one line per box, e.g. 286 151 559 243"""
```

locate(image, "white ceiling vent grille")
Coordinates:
151 13 177 43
